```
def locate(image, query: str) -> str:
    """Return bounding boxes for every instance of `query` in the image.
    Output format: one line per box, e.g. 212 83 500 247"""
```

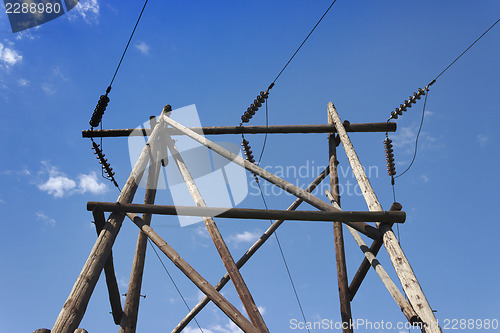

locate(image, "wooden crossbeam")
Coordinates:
328 102 442 333
161 113 381 240
82 122 396 138
86 202 406 223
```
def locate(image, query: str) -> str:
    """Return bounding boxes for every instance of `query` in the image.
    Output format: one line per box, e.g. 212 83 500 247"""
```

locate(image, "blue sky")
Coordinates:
1 1 499 332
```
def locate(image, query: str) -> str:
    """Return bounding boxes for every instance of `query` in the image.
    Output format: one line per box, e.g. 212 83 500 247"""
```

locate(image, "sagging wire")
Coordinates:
383 16 500 196
147 239 204 333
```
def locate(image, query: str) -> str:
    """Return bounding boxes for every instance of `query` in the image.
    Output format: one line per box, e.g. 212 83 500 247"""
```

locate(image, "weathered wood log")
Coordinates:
51 107 168 333
328 111 353 333
119 149 162 333
33 329 51 333
328 102 441 333
82 122 397 138
126 212 258 333
161 113 381 240
348 202 402 301
86 202 406 223
73 330 88 333
92 210 123 325
172 167 330 333
166 135 268 332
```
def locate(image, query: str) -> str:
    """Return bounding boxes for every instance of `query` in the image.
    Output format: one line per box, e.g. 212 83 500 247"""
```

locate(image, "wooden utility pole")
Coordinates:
328 112 353 333
119 120 163 333
327 102 442 333
51 107 168 333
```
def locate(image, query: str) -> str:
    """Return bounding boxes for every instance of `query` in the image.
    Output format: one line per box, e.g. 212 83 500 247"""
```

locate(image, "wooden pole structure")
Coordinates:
126 213 258 333
82 122 396 138
161 114 381 240
172 167 330 333
326 191 420 324
327 102 442 333
92 210 123 325
328 113 353 333
51 107 168 333
165 134 269 333
119 119 163 333
348 202 401 301
86 202 406 223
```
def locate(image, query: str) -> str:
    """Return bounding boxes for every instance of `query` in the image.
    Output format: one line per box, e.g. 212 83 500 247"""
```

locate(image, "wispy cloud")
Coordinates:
135 41 150 55
37 161 108 198
0 41 22 69
68 0 100 24
420 174 429 183
36 212 56 227
391 125 442 154
228 230 261 247
51 66 68 81
18 78 30 86
41 83 56 95
477 134 489 147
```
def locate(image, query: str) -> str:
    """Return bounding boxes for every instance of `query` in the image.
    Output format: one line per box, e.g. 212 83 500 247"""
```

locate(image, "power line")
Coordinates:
256 182 311 333
433 17 500 82
109 0 150 88
147 239 204 333
272 0 338 84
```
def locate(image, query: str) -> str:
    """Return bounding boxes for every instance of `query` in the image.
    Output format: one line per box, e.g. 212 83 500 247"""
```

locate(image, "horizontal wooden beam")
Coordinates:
87 202 406 224
82 122 396 138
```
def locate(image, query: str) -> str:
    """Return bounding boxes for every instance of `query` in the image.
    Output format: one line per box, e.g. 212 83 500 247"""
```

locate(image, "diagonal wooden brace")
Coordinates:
126 212 258 333
161 113 380 240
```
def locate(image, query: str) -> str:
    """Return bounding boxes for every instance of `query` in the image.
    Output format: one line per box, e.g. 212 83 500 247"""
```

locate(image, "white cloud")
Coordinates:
0 41 22 68
36 212 56 227
38 173 76 198
77 172 108 195
477 134 489 147
69 0 100 24
18 78 30 86
420 174 429 183
229 230 261 247
135 41 150 55
37 162 107 198
391 125 442 153
41 83 56 95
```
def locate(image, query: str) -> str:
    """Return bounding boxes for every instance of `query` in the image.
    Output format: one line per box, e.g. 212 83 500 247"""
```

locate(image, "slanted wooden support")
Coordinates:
86 202 406 223
326 191 420 323
328 102 442 333
92 210 123 325
126 213 258 333
119 139 163 332
51 107 168 333
328 113 353 333
165 135 268 333
161 113 381 240
82 122 397 138
348 202 401 301
172 167 330 333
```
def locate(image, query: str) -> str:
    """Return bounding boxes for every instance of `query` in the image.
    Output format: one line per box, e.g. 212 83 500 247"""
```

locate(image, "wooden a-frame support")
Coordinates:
43 102 441 333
